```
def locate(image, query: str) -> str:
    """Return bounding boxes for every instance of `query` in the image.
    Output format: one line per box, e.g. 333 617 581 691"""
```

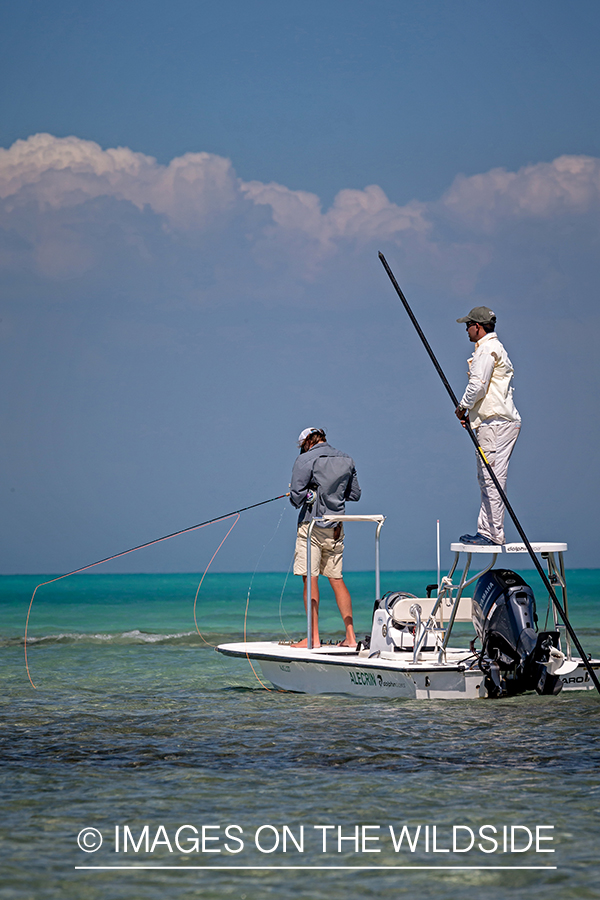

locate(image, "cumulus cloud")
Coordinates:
241 180 428 248
441 155 600 231
0 133 599 304
0 133 238 229
0 134 429 252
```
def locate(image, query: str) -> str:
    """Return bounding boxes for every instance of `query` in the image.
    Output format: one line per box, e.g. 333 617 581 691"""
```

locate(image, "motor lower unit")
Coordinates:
472 569 563 698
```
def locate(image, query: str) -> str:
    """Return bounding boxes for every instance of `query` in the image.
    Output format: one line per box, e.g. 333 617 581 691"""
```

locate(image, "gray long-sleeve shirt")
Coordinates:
289 441 361 527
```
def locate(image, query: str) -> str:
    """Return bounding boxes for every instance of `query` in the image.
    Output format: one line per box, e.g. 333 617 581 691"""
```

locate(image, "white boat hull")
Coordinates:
258 655 481 700
217 642 599 700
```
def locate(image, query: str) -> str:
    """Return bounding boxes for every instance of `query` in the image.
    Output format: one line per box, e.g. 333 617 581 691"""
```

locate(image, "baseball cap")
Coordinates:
297 427 319 445
456 306 496 325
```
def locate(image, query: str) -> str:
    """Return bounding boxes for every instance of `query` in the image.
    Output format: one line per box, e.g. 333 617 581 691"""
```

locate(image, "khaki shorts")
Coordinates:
293 522 344 579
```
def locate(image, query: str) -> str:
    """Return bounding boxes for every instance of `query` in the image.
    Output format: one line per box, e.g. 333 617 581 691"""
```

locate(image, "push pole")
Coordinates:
436 519 441 596
378 251 600 695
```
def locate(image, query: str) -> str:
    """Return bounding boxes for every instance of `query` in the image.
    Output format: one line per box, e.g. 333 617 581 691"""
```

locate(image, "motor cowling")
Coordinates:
472 569 562 698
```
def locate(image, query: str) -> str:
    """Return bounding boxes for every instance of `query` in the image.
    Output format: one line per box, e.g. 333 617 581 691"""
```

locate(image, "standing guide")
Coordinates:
455 306 521 546
289 428 361 647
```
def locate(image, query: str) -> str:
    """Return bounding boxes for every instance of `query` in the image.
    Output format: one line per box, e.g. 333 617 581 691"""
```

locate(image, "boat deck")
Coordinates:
218 640 474 669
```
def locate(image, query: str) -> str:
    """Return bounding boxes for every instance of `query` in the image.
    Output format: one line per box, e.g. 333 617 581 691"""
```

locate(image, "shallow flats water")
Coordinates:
1 571 599 900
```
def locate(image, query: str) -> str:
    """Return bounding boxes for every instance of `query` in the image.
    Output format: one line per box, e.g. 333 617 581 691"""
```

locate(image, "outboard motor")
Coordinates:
472 569 563 698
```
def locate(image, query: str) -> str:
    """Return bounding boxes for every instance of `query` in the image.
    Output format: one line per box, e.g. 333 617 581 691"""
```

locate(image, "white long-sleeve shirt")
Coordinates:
459 332 521 429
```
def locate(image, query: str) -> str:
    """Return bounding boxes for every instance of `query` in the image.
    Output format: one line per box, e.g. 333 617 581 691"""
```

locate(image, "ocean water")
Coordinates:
1 569 599 900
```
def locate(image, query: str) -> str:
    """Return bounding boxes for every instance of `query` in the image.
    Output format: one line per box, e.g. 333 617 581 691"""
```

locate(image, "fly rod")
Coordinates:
378 250 600 694
35 493 291 581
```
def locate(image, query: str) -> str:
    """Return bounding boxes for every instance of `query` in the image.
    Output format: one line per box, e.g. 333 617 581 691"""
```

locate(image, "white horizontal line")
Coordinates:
75 865 557 871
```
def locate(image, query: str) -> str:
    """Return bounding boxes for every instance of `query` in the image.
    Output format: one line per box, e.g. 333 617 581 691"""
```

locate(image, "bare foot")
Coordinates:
291 638 321 649
338 638 357 648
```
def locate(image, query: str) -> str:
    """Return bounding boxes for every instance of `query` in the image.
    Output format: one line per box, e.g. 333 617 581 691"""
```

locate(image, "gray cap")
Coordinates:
456 305 496 325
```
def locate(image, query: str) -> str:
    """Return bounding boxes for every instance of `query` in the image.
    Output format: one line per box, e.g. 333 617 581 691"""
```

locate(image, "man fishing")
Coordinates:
455 306 521 546
289 428 361 647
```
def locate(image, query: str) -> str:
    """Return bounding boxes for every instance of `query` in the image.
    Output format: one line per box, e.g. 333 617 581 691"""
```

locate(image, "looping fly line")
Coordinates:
24 493 289 688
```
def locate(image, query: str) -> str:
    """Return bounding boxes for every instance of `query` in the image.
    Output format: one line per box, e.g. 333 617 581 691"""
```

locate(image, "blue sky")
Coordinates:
1 0 599 573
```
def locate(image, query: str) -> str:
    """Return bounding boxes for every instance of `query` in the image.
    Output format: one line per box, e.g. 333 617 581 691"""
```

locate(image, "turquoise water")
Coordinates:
1 570 599 899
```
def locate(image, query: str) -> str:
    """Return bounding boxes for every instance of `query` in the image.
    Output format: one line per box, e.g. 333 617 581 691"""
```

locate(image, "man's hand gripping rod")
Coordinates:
378 250 600 695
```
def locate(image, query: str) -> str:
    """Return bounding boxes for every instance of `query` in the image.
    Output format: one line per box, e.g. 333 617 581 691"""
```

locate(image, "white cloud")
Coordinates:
0 134 429 250
240 179 429 250
0 134 155 204
325 185 427 241
442 155 600 231
1 134 600 298
0 133 238 230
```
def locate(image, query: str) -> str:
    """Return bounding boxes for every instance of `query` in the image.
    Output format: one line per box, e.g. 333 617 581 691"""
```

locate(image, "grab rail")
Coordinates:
305 515 385 649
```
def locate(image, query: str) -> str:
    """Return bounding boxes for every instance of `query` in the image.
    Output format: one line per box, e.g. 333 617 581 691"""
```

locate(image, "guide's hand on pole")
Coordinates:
455 406 469 427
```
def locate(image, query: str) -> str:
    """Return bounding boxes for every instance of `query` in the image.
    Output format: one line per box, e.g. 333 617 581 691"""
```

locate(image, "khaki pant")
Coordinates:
475 419 521 544
293 522 344 578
